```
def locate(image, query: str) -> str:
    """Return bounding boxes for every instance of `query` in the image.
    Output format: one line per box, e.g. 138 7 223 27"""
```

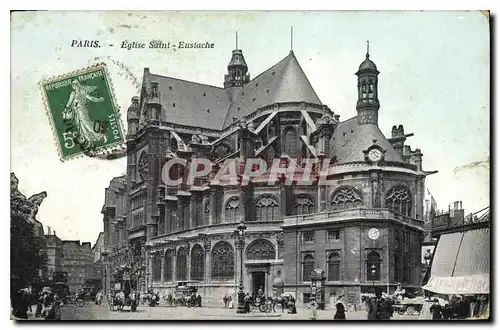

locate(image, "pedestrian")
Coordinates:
45 294 62 320
35 291 44 317
288 296 297 314
430 299 444 320
377 293 393 320
334 295 346 320
366 295 378 320
309 299 318 320
244 293 251 313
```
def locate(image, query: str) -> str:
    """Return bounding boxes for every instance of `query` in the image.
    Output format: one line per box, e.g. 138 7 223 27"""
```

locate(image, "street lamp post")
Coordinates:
234 222 247 314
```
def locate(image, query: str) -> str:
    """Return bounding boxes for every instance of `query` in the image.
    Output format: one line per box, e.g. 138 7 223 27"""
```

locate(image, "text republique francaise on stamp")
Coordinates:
40 64 125 161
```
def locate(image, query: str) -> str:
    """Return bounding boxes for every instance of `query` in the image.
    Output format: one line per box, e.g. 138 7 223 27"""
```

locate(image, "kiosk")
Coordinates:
310 268 326 310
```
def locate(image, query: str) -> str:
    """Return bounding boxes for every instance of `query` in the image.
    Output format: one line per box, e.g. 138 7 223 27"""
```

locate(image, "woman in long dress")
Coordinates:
62 80 107 147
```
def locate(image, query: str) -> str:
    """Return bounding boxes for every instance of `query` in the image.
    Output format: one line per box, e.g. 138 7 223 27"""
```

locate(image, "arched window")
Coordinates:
302 254 315 282
211 241 234 280
384 185 412 217
246 239 276 260
176 247 188 281
152 253 161 282
327 252 341 281
295 194 315 215
224 197 241 223
163 250 173 282
191 244 205 281
366 251 381 281
283 127 298 157
331 186 363 210
255 195 280 222
361 81 368 100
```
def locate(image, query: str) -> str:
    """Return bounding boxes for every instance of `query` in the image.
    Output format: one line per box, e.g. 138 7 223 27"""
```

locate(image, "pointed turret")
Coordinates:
356 41 380 125
224 49 250 89
224 33 250 89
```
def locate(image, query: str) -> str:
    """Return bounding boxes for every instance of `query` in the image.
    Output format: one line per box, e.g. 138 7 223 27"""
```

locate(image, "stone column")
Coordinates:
147 251 153 289
186 243 191 281
160 250 165 283
209 190 216 225
172 248 177 283
177 200 184 231
370 171 381 208
203 240 211 282
190 194 198 228
415 178 424 219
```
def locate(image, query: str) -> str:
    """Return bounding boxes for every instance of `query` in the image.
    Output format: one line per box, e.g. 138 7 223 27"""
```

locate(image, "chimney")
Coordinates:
459 201 462 210
54 230 56 237
454 201 459 210
47 226 51 235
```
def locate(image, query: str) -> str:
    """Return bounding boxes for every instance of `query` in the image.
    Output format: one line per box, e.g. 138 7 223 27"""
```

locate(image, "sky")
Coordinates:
10 11 489 244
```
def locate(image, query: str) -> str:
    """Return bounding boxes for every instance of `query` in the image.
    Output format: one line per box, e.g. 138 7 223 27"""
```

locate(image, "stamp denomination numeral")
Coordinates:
63 131 78 149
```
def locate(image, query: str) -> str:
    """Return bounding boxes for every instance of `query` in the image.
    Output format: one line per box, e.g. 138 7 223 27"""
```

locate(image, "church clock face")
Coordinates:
368 228 380 240
368 148 382 162
138 152 148 181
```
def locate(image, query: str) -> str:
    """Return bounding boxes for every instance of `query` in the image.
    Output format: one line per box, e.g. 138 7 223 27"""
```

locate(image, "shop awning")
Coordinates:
422 228 490 294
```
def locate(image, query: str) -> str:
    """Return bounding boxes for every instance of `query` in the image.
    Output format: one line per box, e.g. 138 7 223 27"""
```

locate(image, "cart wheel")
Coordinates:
259 304 266 313
407 306 416 315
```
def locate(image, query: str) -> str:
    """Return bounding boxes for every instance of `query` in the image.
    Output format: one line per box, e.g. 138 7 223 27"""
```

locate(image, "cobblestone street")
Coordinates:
21 301 419 321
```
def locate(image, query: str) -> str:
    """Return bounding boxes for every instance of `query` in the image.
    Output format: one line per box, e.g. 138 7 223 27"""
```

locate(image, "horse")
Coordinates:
271 295 291 313
114 291 126 311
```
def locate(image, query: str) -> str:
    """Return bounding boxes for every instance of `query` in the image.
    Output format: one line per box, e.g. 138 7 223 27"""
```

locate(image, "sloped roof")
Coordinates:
223 50 322 128
145 73 231 131
330 117 403 164
143 51 321 131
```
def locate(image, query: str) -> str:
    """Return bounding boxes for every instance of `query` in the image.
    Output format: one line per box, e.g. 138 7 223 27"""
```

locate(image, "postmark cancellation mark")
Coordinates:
40 63 125 161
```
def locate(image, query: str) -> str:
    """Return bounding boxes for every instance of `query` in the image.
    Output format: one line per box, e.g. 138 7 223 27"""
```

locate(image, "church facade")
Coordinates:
101 45 430 306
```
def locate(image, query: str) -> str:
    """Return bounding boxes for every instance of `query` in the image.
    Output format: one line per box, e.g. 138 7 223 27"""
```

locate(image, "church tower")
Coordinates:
224 33 250 99
356 42 380 125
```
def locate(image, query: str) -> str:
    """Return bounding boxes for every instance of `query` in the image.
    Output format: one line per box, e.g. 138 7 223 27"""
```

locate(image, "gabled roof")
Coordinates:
223 50 322 128
330 117 403 164
145 73 231 131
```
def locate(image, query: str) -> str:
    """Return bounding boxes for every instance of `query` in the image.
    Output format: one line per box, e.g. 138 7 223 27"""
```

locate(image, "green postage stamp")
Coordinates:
40 63 125 161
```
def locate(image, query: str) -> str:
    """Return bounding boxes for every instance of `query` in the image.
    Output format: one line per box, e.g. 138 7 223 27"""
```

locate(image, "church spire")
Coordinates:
224 33 250 89
355 41 380 125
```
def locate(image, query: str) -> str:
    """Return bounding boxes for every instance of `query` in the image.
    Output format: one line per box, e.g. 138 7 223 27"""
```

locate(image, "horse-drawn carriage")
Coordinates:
391 296 424 316
109 279 139 312
170 281 200 307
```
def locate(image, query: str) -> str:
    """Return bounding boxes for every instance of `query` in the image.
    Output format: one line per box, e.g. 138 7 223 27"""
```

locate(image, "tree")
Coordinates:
10 173 48 294
11 214 48 290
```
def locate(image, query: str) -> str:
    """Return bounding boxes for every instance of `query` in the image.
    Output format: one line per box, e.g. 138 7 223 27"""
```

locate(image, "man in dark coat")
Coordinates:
334 295 346 320
366 295 379 320
379 296 394 320
430 299 444 320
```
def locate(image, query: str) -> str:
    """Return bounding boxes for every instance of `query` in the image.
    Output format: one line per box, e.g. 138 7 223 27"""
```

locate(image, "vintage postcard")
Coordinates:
10 11 490 321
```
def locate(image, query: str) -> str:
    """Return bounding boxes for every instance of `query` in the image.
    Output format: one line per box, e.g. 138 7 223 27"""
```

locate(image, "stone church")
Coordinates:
101 44 432 306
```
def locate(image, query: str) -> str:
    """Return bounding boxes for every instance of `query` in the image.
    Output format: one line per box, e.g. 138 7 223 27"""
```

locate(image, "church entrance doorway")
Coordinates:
252 271 265 296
